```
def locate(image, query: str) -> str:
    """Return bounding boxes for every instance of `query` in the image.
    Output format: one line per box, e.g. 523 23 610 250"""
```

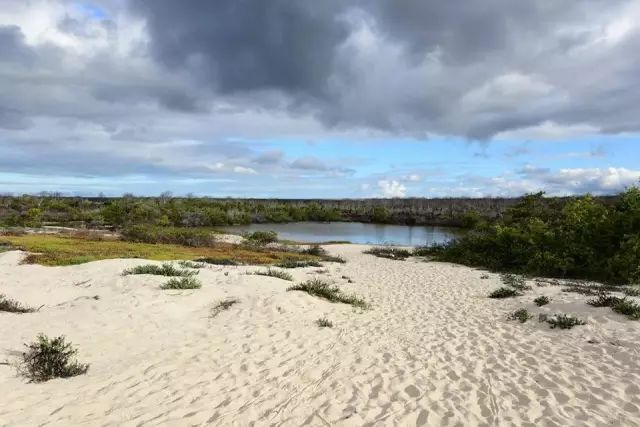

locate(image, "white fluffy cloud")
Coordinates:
378 180 406 198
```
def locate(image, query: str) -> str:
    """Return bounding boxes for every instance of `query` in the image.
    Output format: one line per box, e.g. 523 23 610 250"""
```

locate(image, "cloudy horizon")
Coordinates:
1 0 639 198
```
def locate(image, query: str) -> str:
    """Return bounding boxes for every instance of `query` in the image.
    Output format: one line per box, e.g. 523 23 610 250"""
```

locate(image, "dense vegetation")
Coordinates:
0 193 578 228
427 187 640 285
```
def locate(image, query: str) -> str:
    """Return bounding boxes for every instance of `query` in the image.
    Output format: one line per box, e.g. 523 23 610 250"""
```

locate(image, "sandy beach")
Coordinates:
2 244 640 426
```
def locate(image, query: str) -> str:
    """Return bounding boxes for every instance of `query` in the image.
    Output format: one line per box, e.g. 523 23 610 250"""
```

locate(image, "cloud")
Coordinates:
233 166 258 175
290 156 328 171
378 180 406 198
253 149 284 165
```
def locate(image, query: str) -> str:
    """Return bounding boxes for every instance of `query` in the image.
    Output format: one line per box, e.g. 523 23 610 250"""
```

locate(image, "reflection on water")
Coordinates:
223 222 460 246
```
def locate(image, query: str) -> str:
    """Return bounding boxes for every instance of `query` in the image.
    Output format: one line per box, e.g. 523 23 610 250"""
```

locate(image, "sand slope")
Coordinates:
1 245 640 426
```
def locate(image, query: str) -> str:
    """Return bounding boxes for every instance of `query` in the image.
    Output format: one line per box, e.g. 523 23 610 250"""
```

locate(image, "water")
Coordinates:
222 222 460 246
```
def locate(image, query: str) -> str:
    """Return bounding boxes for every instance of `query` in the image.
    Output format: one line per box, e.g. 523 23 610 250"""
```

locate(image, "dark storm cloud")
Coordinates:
0 25 36 64
129 0 640 139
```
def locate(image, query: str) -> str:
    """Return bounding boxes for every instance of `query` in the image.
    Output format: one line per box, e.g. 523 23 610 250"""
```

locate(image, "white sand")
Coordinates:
1 245 640 426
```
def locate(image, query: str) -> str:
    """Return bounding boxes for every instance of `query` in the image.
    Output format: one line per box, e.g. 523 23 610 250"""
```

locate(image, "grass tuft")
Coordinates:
624 286 640 297
533 296 551 307
160 276 202 290
0 294 37 313
587 292 624 307
287 278 369 309
315 317 333 328
547 314 586 329
488 287 521 299
611 299 640 320
196 257 240 266
18 334 89 382
500 273 531 291
508 308 532 323
123 263 197 277
254 268 293 281
177 260 206 269
363 247 411 260
210 298 239 317
276 259 322 269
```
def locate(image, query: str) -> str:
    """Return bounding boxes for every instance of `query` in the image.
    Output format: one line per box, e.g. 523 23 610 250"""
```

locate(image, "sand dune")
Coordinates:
1 245 640 426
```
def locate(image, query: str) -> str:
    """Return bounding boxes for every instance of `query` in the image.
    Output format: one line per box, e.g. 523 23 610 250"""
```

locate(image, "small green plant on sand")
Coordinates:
18 334 89 382
196 257 240 266
276 259 322 269
508 308 532 323
315 317 333 328
488 287 521 299
624 286 640 297
363 247 411 260
547 314 586 329
210 298 239 318
0 294 36 313
611 299 640 320
287 278 369 309
243 231 278 246
177 260 206 269
587 292 624 307
123 263 197 277
254 268 293 281
534 296 551 307
161 276 202 290
501 273 530 291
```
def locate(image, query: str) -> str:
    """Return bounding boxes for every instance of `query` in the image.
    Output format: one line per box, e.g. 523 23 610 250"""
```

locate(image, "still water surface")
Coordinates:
223 222 460 246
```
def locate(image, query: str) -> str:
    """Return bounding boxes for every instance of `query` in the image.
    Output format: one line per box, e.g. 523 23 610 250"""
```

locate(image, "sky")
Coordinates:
1 0 639 198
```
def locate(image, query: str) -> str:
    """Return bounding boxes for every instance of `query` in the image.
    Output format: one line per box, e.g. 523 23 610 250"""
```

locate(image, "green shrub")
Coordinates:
547 314 586 329
501 273 530 291
508 308 532 323
363 247 411 260
177 260 206 269
0 294 36 313
121 225 216 247
287 279 368 309
243 231 278 246
587 293 624 307
301 245 326 256
254 268 293 281
276 259 322 269
160 277 202 290
19 334 89 382
316 317 334 328
488 287 521 299
624 286 640 297
533 296 550 306
612 299 640 320
123 263 197 277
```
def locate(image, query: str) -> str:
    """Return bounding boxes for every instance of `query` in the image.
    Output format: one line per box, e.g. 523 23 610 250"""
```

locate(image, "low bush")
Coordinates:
123 263 197 277
276 259 322 269
18 334 89 382
501 273 530 291
611 299 640 320
587 292 624 307
547 314 586 329
177 260 206 269
508 308 532 323
363 247 411 260
287 278 369 309
243 231 278 246
160 277 202 290
121 225 217 247
488 287 521 299
196 257 240 266
316 317 333 328
624 286 640 297
210 298 239 317
254 268 293 281
301 245 326 256
0 294 36 313
533 296 551 306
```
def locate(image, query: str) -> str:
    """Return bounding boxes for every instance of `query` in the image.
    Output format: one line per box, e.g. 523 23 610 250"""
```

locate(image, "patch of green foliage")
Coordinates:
243 231 278 246
123 263 197 277
363 247 412 260
160 276 202 290
488 287 521 299
611 299 640 320
426 187 640 285
177 260 206 269
287 278 369 309
508 308 532 323
195 257 240 266
301 245 346 263
547 314 586 329
276 259 323 269
500 273 530 291
254 268 294 281
121 225 217 247
0 294 37 313
315 317 334 328
624 286 640 297
533 296 551 307
587 292 624 307
18 334 89 382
